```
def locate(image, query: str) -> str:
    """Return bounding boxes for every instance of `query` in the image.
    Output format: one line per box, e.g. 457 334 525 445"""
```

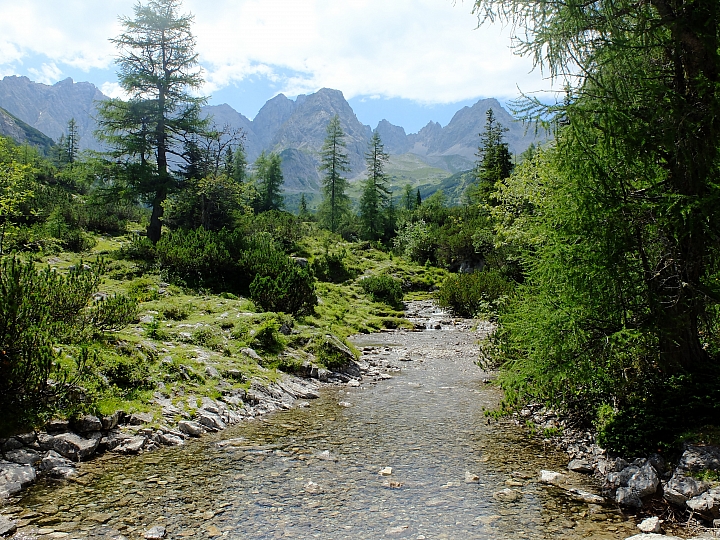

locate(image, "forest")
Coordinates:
1 0 719 463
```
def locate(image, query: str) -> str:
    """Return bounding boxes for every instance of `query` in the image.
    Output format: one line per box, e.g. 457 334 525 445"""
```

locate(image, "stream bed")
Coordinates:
4 302 638 539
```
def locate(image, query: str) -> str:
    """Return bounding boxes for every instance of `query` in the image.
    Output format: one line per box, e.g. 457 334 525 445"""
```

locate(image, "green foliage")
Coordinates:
0 257 135 424
101 349 154 390
359 132 391 241
253 151 284 213
249 261 317 316
435 270 513 318
317 115 351 233
359 275 404 308
250 319 285 354
312 250 357 283
470 108 513 204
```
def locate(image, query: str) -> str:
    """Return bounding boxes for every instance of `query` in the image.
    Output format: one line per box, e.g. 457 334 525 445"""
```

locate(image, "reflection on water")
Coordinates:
11 325 637 539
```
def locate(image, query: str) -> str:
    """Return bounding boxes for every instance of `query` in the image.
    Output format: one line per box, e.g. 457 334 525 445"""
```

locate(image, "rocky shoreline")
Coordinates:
520 404 720 539
2 300 719 539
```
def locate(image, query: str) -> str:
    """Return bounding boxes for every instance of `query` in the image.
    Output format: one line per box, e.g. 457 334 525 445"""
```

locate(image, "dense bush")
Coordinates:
359 275 404 307
0 257 137 424
435 270 513 318
312 250 357 283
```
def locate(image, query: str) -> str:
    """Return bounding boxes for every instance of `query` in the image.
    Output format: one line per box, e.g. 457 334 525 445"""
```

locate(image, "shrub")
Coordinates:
0 257 107 423
250 319 285 354
435 270 514 318
359 275 404 307
101 350 153 390
249 263 317 315
312 250 356 283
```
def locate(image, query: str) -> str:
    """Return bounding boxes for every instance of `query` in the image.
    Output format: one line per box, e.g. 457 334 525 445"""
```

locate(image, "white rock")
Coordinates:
464 471 480 483
627 463 659 498
637 516 662 534
539 470 566 485
379 467 393 476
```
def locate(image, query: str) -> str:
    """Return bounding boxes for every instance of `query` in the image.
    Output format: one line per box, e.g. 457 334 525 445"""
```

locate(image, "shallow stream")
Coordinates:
6 303 638 539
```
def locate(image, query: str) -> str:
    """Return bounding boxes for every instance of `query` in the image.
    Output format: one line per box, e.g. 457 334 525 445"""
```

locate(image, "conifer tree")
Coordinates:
96 0 207 243
359 131 391 241
474 108 513 203
253 151 284 213
317 115 350 233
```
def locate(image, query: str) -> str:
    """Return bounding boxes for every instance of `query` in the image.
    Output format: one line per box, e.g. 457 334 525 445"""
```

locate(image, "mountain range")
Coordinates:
0 75 541 198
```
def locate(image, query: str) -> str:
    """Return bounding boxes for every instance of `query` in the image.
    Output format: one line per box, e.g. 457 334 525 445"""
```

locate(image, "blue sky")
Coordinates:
0 0 553 134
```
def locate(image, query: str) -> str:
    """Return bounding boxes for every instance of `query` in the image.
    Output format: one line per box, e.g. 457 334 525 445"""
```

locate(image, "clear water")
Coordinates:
6 311 637 539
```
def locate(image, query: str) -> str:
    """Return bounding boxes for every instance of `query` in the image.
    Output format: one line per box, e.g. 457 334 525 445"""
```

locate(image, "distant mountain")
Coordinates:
0 76 543 200
0 106 55 155
0 76 106 151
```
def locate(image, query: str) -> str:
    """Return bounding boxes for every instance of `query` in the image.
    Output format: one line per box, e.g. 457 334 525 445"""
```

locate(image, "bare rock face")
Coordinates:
51 432 101 461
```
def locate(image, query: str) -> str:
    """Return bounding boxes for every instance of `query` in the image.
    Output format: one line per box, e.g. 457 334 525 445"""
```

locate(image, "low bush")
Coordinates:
435 270 514 318
359 275 404 307
312 250 357 283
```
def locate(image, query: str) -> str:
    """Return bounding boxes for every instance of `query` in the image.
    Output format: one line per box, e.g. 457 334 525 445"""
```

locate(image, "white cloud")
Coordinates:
100 81 127 99
0 0 551 103
28 62 63 85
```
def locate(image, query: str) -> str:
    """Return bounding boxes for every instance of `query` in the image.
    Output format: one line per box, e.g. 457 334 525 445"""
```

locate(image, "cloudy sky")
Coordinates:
0 0 551 133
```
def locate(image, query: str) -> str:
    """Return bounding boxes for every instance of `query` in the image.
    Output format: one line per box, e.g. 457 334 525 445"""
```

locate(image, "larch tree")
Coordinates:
96 0 207 243
317 115 350 233
474 0 720 448
359 131 391 241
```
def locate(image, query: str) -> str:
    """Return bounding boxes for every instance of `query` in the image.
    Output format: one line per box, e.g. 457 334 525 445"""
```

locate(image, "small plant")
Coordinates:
251 319 285 353
162 302 191 321
359 274 404 307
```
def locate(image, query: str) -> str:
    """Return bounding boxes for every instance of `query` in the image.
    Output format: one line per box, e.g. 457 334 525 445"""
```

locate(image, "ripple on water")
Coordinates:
8 307 637 539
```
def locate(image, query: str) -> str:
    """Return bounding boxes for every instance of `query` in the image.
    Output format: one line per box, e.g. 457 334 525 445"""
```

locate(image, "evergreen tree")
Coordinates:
65 118 80 165
253 151 284 213
96 0 207 243
473 108 513 203
403 183 415 211
359 131 391 241
298 193 309 219
231 144 248 183
416 189 422 208
317 115 350 233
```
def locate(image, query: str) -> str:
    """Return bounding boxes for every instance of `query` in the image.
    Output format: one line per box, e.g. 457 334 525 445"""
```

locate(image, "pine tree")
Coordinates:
253 151 284 213
359 131 391 241
231 144 247 183
298 193 309 219
473 108 513 203
96 0 207 243
317 115 350 233
65 118 80 165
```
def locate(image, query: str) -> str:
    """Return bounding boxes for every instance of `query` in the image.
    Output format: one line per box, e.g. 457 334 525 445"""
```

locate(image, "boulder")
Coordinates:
616 486 643 508
565 487 604 504
178 421 205 437
4 448 41 465
627 463 660 498
539 470 566 486
72 415 102 433
45 419 70 433
52 432 100 461
157 432 184 446
663 472 709 507
129 412 154 425
624 535 683 540
677 445 720 473
321 334 356 365
493 488 522 502
144 525 166 539
637 517 662 534
568 459 594 474
196 412 226 431
39 450 77 479
0 461 36 489
686 487 720 520
101 411 122 430
0 515 17 536
112 436 147 454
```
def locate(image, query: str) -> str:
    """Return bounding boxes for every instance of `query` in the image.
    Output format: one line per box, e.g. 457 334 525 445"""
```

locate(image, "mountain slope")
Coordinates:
0 76 106 151
0 107 56 155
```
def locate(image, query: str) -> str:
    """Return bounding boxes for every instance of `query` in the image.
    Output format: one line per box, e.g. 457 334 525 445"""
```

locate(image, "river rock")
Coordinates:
143 525 166 539
616 486 643 508
565 487 604 504
637 517 662 533
72 415 102 433
45 419 70 433
663 472 709 507
241 347 262 362
627 462 659 498
379 467 393 476
0 461 36 489
465 471 480 483
0 438 23 452
625 535 683 540
178 420 204 437
686 487 720 520
539 470 566 485
129 412 154 425
568 459 594 474
39 451 77 479
101 411 122 430
493 488 522 502
0 515 17 536
52 432 100 461
197 412 226 431
4 448 42 465
113 436 147 454
158 432 184 446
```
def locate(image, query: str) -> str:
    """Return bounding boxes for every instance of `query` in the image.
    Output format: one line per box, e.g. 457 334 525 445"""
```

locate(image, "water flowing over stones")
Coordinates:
0 301 661 539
